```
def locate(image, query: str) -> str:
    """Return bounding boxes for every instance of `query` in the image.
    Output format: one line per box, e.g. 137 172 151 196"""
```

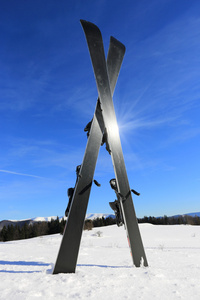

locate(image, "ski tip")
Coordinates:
80 19 88 27
80 19 102 37
110 36 126 53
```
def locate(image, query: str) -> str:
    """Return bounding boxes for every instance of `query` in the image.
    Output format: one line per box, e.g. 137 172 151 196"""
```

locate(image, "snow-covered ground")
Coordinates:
0 224 200 299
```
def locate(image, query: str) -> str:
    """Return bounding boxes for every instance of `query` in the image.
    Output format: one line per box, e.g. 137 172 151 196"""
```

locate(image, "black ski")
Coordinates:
81 20 148 267
53 34 125 274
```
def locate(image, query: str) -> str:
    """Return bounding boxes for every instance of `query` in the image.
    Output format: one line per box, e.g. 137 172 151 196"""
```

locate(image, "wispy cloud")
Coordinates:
0 169 45 179
114 12 200 143
161 127 200 148
0 135 86 187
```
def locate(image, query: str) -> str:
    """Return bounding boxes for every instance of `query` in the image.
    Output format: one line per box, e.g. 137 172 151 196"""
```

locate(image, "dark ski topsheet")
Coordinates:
53 33 125 274
81 20 148 267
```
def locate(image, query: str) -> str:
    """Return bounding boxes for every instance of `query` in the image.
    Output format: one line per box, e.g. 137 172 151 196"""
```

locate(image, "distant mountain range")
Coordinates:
0 212 199 231
0 213 115 231
172 212 200 218
86 213 115 220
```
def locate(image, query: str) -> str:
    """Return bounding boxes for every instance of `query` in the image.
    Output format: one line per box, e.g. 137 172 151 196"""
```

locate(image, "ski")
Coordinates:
81 20 148 267
53 34 125 274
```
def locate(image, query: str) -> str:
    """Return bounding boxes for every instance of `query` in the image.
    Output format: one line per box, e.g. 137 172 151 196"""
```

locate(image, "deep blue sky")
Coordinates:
1 0 200 220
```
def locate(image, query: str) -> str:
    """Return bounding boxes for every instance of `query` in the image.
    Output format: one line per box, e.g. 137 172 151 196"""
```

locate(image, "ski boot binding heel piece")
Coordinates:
109 200 124 227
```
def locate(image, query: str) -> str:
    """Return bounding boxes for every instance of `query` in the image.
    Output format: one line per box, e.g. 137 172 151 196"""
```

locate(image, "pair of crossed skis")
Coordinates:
53 20 148 274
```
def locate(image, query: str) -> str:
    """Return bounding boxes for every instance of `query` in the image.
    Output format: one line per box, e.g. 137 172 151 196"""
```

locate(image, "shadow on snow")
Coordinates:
77 264 132 269
0 260 49 266
0 260 50 274
0 270 41 274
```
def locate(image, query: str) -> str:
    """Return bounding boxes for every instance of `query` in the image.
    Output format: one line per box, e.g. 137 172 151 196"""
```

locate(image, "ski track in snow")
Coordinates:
0 224 200 299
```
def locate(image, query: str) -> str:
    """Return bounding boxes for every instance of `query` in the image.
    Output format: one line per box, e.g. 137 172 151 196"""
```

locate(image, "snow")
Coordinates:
0 224 200 299
8 213 114 224
32 213 115 222
85 213 114 220
31 216 64 222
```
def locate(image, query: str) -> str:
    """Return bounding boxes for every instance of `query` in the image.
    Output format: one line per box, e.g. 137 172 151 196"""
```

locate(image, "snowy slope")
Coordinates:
32 213 115 221
31 216 65 222
0 224 200 299
85 213 115 220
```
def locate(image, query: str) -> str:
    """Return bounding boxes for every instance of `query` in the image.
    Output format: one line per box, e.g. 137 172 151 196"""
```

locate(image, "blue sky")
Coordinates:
1 0 200 220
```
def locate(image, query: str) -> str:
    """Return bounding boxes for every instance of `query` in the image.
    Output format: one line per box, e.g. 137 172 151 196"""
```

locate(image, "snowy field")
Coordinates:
0 224 200 299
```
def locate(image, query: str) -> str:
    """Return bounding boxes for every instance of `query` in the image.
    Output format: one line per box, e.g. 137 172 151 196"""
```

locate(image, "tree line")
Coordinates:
0 214 200 242
138 215 200 225
0 217 116 242
0 217 66 242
